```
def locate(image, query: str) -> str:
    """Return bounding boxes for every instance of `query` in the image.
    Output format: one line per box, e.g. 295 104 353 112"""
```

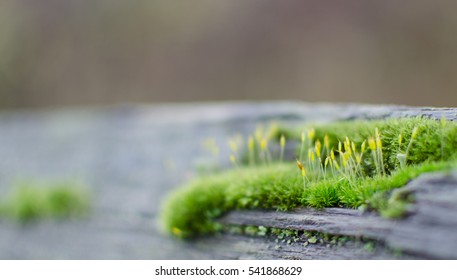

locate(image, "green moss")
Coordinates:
162 164 302 238
162 117 457 238
1 181 90 222
273 117 457 173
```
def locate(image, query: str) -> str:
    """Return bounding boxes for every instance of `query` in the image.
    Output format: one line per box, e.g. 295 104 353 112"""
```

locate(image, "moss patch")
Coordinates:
0 181 90 222
162 117 457 238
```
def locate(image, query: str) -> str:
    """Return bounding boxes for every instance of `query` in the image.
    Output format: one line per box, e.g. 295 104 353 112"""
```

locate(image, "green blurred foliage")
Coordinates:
1 180 90 222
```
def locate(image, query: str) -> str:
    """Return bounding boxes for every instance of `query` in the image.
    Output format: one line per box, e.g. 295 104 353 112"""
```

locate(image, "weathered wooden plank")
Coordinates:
219 172 457 259
220 208 396 241
388 107 457 121
0 103 456 259
188 234 401 260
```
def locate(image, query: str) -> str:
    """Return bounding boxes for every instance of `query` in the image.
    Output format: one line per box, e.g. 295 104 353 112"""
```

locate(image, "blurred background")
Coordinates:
1 0 457 109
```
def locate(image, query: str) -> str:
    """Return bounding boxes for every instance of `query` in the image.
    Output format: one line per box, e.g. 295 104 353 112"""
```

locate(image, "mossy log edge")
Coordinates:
218 171 457 259
197 106 457 260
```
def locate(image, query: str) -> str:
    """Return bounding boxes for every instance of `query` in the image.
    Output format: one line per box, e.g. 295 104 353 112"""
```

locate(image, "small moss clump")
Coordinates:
0 181 90 222
162 117 457 238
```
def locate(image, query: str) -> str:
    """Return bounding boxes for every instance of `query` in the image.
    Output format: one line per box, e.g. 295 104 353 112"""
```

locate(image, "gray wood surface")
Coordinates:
220 172 457 259
0 102 455 259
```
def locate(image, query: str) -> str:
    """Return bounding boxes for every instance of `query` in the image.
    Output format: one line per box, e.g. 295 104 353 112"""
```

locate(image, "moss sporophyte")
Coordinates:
162 117 457 238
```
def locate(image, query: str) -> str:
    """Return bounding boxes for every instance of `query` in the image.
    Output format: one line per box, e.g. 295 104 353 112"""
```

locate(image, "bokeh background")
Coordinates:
1 0 457 109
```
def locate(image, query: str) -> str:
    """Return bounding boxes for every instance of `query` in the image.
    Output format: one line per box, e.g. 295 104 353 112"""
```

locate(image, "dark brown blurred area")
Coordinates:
1 0 457 109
